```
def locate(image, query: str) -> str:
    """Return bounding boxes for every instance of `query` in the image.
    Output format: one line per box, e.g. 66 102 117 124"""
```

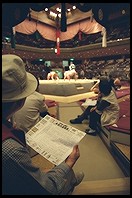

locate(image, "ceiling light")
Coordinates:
45 8 48 11
72 6 76 10
58 13 61 18
122 10 125 14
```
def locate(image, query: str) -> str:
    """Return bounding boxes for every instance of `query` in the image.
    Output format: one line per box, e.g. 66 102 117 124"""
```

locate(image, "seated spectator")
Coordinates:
70 78 120 136
80 69 85 79
11 77 49 133
2 54 84 195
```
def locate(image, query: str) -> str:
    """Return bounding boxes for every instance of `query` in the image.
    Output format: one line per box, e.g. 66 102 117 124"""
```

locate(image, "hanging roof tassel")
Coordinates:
102 27 107 47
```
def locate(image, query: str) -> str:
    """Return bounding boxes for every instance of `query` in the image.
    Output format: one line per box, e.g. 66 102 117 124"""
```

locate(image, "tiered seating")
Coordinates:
105 97 130 146
97 95 130 176
116 88 130 99
110 141 130 176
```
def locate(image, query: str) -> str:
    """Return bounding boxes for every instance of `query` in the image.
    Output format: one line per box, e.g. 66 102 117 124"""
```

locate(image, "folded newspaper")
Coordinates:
25 115 86 166
81 98 97 107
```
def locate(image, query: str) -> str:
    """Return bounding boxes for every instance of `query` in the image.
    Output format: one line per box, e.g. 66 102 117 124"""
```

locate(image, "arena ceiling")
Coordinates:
2 3 130 61
29 3 130 29
2 3 130 29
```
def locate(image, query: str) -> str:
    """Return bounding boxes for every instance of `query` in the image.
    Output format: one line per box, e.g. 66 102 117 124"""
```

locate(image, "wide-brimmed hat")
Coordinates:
2 54 37 102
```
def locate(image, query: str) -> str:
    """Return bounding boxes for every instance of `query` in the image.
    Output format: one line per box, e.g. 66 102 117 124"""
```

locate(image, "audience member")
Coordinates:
11 76 49 133
80 69 85 79
70 78 120 136
2 54 84 195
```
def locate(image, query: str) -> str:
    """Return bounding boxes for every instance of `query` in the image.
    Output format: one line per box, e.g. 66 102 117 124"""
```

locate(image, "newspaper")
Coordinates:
25 115 86 166
81 98 97 107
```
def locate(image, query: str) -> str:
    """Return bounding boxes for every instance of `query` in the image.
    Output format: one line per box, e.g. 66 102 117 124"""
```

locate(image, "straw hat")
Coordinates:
2 54 37 102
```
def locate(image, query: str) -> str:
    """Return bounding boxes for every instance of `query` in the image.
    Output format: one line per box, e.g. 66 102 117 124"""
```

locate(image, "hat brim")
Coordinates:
2 72 37 102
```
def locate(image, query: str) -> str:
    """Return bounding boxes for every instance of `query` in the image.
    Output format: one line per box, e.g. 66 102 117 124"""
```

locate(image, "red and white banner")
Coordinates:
56 29 60 55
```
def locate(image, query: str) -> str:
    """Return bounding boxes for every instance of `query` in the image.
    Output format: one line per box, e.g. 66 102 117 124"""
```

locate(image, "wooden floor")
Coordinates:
71 177 130 195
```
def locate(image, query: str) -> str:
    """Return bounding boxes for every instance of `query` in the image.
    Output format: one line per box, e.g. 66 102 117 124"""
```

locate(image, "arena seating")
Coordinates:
97 96 130 176
115 88 130 99
110 141 130 176
105 97 130 144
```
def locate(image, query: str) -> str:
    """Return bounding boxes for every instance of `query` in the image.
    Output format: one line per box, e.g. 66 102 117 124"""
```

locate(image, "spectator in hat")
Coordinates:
2 54 84 195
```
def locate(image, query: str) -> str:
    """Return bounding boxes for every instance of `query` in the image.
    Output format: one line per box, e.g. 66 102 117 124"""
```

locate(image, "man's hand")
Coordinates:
90 106 97 112
65 145 80 168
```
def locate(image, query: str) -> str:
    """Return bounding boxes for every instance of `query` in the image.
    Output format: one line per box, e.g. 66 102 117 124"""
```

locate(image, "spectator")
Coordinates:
70 78 120 136
11 76 49 133
2 54 84 195
80 69 85 79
